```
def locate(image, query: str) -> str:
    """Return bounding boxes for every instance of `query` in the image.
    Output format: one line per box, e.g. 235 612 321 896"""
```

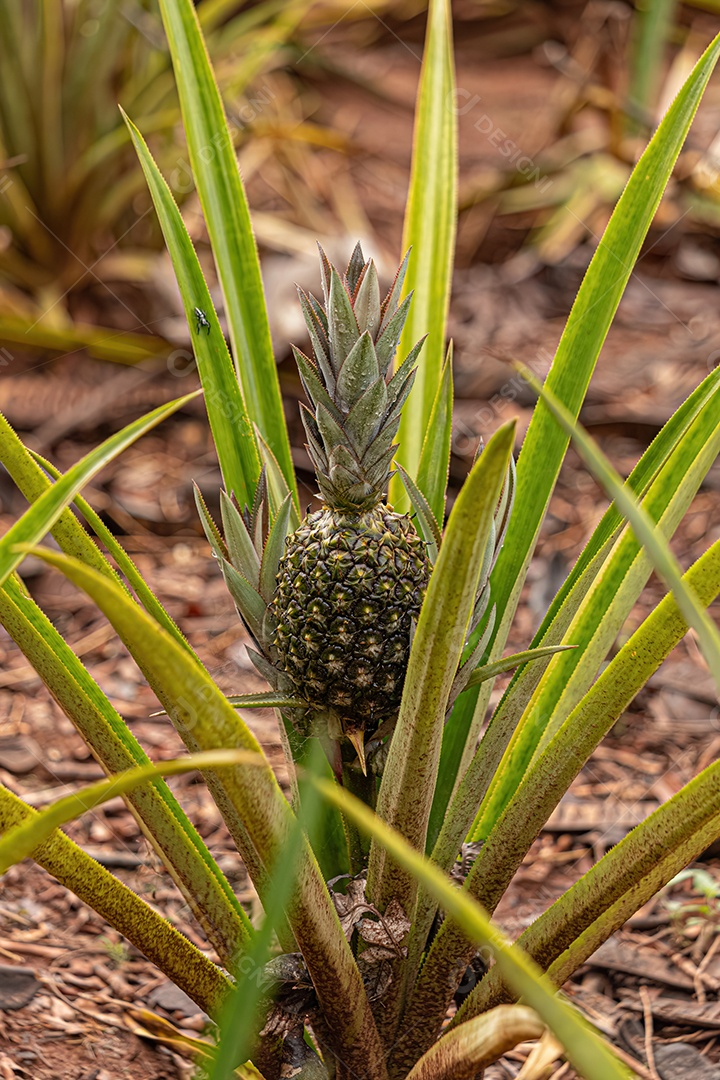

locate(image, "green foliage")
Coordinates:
392 0 457 505
0 391 199 587
367 421 516 919
442 22 720 825
1 7 719 1080
123 110 262 509
154 0 295 494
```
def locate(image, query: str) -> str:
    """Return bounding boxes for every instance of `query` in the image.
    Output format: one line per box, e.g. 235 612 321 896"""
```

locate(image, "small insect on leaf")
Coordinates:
194 307 211 335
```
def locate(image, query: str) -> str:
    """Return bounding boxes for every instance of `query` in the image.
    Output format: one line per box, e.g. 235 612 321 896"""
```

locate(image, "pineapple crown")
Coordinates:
294 243 426 512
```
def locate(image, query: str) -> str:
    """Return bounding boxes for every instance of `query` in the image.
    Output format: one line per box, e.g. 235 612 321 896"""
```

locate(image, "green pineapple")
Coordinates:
270 245 430 769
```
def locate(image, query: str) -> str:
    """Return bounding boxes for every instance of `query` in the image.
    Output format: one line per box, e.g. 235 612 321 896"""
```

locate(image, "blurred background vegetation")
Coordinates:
1 0 720 366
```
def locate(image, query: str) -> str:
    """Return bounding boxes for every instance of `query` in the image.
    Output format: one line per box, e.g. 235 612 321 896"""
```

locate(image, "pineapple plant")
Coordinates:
197 245 433 776
4 3 720 1074
196 243 514 784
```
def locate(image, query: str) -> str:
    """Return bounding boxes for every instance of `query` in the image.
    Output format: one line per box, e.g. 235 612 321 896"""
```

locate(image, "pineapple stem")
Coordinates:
341 760 376 874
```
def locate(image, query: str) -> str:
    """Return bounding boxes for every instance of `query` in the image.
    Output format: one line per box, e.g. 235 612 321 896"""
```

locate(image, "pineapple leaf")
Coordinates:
362 423 400 473
193 483 229 563
483 29 720 690
335 331 380 408
299 402 322 446
345 379 388 456
345 242 366 293
416 348 454 527
326 444 364 488
317 776 630 1080
376 292 414 375
0 574 252 965
379 248 411 331
490 457 516 576
460 541 720 956
0 784 233 1020
523 364 720 690
471 582 492 636
395 462 441 560
247 646 283 689
464 646 577 692
259 494 294 604
293 346 343 424
260 606 278 659
300 407 330 479
387 337 426 407
28 446 192 654
365 458 396 492
449 606 497 705
249 471 268 559
226 695 308 712
151 0 295 498
353 260 381 340
404 1005 543 1079
298 289 334 393
221 561 267 645
386 370 418 424
0 392 200 591
221 490 261 588
315 402 351 461
477 519 496 606
307 291 329 333
122 112 262 511
317 245 333 311
393 0 458 497
0 748 266 877
254 426 300 529
325 461 374 506
327 268 360 373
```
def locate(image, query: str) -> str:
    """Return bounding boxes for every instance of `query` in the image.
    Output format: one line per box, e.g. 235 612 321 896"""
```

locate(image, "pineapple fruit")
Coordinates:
271 245 430 768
